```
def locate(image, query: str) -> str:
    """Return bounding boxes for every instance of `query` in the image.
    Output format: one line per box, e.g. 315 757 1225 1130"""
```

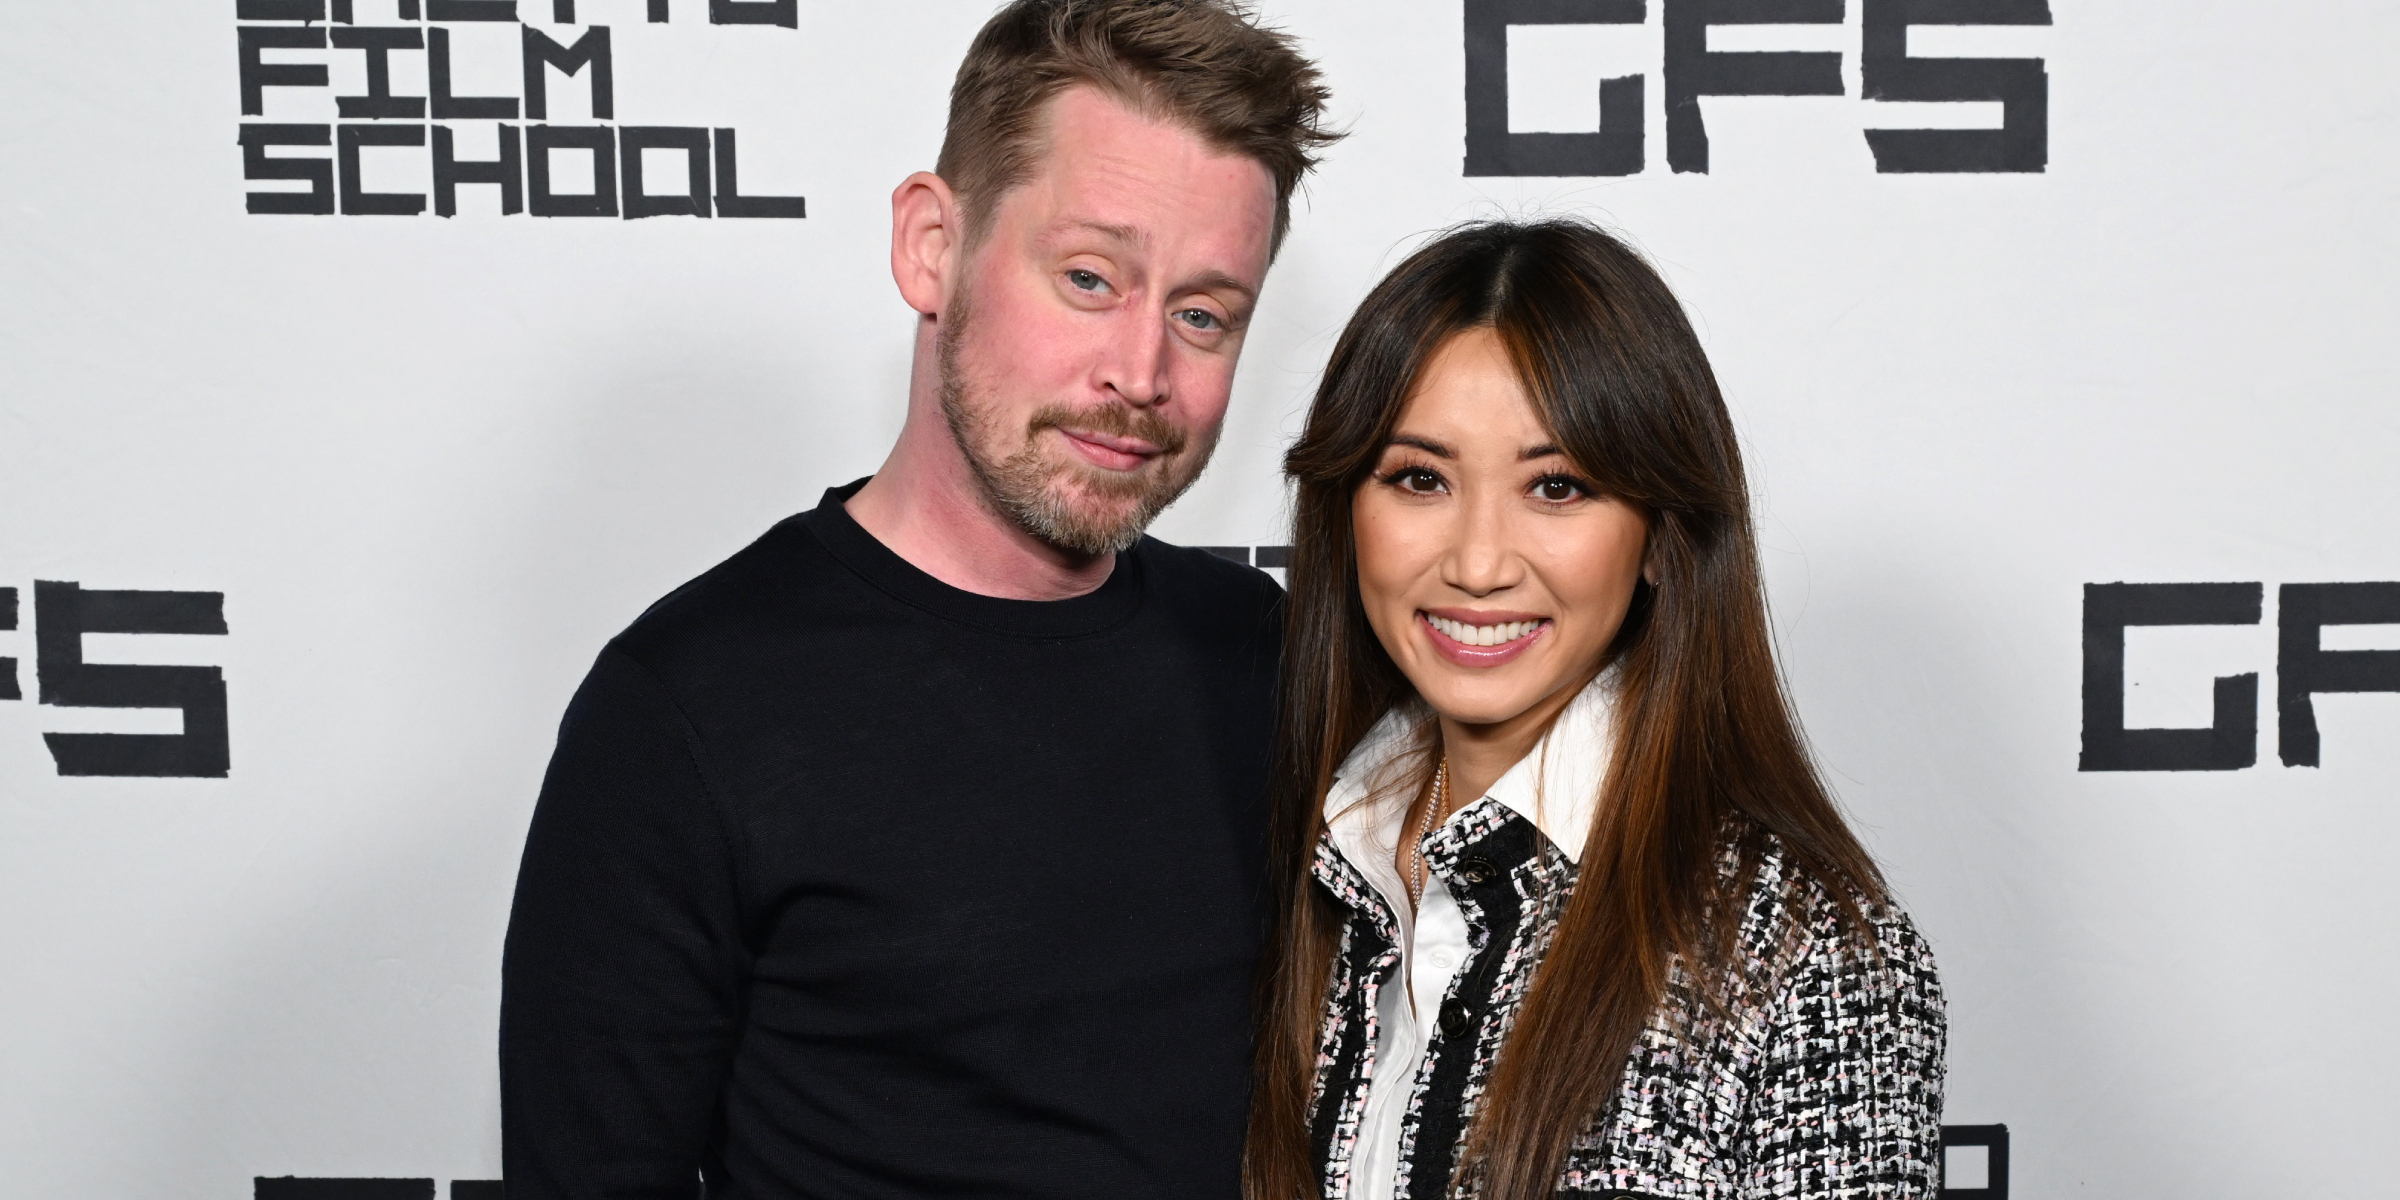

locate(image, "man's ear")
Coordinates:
891 171 961 318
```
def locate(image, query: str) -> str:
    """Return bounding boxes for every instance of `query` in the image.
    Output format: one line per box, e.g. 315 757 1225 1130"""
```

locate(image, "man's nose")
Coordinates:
1098 308 1173 408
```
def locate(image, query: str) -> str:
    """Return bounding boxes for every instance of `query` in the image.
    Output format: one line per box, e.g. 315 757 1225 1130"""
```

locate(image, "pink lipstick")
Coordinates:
1420 610 1549 668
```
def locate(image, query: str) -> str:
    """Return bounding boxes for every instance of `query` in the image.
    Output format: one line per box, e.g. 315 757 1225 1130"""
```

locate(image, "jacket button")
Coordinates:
1439 1006 1471 1039
1458 858 1499 886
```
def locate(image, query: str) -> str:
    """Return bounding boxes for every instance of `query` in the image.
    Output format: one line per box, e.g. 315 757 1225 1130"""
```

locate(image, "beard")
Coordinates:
936 293 1219 556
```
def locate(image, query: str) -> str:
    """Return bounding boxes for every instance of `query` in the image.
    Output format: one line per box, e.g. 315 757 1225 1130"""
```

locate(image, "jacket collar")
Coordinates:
1323 668 1619 869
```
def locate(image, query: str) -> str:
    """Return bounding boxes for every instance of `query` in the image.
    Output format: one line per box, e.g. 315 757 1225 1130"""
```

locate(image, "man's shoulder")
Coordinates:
605 510 840 680
1134 537 1285 626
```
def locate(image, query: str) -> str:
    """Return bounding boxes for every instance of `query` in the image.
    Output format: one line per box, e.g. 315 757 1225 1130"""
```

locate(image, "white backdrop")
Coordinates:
4 2 2397 1196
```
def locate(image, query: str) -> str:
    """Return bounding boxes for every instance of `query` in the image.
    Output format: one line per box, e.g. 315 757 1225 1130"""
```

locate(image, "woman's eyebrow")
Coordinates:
1519 442 1565 462
1386 434 1455 458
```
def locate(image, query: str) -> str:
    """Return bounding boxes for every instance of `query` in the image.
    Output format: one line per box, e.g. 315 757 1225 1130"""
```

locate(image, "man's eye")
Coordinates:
1066 269 1108 293
1533 476 1588 503
1176 308 1221 331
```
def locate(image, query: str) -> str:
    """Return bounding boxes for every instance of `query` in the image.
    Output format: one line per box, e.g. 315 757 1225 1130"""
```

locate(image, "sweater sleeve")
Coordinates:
501 646 750 1200
1742 898 1948 1199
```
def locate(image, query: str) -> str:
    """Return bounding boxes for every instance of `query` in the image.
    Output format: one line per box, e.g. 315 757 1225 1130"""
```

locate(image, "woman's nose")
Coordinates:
1441 497 1521 596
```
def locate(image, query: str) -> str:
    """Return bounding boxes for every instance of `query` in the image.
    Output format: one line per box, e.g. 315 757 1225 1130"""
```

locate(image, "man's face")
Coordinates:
939 85 1278 555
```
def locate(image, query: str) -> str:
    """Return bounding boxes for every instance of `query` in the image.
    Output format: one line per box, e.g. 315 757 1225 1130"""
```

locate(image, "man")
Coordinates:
498 2 1337 1197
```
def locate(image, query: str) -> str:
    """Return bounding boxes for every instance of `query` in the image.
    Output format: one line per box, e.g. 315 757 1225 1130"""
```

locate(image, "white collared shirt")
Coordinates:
1319 672 1617 1200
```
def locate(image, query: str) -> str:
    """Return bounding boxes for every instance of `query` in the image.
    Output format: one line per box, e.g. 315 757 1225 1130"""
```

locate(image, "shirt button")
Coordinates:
1428 950 1455 970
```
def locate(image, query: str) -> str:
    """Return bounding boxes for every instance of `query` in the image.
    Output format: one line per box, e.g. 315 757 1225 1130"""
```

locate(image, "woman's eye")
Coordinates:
1533 476 1588 503
1176 308 1221 331
1394 467 1444 494
1066 269 1108 293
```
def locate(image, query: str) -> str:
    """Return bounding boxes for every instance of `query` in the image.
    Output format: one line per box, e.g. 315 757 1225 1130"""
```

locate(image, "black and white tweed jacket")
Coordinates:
1306 807 1946 1199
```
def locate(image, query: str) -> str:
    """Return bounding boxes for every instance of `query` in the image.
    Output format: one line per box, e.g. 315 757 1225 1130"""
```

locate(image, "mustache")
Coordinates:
1025 403 1188 458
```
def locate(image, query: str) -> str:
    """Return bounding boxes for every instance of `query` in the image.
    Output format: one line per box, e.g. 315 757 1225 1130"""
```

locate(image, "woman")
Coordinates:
1245 220 1945 1200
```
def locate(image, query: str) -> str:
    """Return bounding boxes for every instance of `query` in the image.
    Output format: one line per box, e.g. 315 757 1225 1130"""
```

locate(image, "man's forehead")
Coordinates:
1032 138 1272 217
1006 88 1274 258
1037 84 1248 166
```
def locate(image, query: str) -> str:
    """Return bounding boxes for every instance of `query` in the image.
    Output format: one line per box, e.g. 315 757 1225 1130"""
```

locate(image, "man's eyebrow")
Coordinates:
1069 219 1145 247
1187 270 1258 304
1056 222 1257 304
1386 434 1455 458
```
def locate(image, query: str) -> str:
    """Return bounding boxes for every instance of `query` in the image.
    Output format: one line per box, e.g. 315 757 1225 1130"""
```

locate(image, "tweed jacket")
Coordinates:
1306 723 1946 1199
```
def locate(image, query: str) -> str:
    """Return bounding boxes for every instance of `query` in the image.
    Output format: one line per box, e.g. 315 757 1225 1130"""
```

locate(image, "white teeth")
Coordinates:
1428 615 1543 647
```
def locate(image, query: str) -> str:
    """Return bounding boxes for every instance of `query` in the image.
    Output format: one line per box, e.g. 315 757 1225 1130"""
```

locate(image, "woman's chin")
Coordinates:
1414 684 1550 731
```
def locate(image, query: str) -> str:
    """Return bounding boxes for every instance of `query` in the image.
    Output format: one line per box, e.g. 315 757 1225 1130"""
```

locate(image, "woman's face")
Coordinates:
1353 327 1651 729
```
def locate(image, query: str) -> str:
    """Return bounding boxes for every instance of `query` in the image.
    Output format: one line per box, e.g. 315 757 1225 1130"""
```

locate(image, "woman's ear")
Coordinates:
1641 521 1662 587
890 171 961 318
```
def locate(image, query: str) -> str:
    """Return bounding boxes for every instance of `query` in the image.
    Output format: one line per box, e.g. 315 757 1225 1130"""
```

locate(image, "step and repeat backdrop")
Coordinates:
4 1 2395 1196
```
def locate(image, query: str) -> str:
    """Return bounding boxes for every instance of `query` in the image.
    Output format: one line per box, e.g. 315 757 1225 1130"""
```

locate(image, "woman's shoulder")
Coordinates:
1715 824 1942 1004
1574 826 1948 1195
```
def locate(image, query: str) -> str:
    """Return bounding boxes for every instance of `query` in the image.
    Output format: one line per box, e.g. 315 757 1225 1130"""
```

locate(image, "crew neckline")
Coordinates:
802 478 1145 640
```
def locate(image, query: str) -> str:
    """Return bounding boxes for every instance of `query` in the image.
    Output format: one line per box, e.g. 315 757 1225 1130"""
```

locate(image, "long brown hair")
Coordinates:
1244 219 1888 1200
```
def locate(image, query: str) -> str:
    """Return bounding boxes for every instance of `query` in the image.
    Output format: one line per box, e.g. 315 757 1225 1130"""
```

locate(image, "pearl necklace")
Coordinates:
1407 758 1452 907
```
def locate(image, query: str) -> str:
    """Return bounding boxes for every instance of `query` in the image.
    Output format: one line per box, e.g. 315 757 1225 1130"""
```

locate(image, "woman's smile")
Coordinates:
1419 609 1550 666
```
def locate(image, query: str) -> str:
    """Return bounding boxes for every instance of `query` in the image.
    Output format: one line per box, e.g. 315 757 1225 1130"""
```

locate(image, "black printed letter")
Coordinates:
0 587 18 702
2079 582 2261 772
1663 0 1846 174
254 1179 434 1200
429 27 518 119
621 127 712 218
522 26 613 120
527 124 618 216
710 0 796 27
339 123 428 215
426 0 518 18
1463 0 1647 177
239 26 329 116
1862 0 2050 172
238 1 328 18
241 124 336 215
2277 583 2400 768
330 26 426 119
712 129 804 218
35 582 230 779
434 124 523 215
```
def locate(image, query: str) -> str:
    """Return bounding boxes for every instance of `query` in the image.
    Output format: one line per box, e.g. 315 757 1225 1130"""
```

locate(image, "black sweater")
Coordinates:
500 482 1284 1200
